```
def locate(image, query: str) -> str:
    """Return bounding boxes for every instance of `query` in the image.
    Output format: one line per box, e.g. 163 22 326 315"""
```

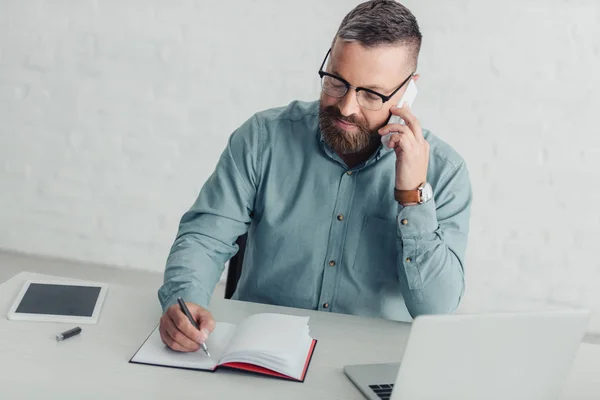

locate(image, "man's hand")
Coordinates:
159 302 216 352
378 104 429 191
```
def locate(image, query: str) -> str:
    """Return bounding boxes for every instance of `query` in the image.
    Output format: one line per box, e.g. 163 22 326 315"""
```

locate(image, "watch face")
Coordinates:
420 182 433 203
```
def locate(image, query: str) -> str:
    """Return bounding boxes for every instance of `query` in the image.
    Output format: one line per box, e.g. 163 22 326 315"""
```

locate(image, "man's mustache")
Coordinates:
322 106 362 126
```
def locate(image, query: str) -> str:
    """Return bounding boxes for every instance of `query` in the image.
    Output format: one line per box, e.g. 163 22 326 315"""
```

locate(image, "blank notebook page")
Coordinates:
224 313 310 355
131 322 237 370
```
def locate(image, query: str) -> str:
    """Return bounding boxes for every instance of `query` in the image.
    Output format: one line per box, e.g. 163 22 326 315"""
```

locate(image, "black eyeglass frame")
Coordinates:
317 48 415 110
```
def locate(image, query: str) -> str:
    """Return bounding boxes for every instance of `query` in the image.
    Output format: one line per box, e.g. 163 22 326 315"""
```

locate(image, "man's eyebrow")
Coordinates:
330 69 389 93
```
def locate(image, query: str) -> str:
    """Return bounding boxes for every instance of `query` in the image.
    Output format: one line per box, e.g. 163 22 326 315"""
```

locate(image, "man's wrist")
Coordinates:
394 182 433 206
159 287 211 314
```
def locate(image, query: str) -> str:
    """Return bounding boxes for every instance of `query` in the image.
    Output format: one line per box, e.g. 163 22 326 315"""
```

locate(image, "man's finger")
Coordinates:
192 307 216 335
160 324 190 352
378 123 418 147
382 127 416 149
387 133 401 150
390 106 423 141
168 307 205 344
387 132 413 152
378 123 411 136
198 317 216 336
165 314 201 351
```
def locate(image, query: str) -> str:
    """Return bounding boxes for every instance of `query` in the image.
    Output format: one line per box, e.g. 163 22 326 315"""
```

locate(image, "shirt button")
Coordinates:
346 171 353 175
323 303 329 309
405 257 411 263
337 214 344 221
401 219 408 225
329 260 336 267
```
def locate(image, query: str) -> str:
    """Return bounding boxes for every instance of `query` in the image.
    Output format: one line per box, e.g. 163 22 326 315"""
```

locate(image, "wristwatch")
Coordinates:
394 182 433 205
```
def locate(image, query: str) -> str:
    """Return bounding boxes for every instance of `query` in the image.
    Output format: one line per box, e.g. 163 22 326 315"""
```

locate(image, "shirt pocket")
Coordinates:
352 216 399 283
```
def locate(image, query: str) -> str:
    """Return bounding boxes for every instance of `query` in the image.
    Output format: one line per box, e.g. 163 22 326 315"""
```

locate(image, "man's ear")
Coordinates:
413 73 421 82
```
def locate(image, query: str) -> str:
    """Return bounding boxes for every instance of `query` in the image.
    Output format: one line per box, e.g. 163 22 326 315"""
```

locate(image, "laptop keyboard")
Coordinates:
369 384 394 399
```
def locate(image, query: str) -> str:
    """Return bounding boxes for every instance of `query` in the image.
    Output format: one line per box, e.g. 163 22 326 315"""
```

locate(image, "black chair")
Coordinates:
225 233 247 299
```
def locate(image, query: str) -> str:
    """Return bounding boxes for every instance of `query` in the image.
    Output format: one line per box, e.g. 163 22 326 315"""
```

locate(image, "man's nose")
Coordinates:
337 90 361 117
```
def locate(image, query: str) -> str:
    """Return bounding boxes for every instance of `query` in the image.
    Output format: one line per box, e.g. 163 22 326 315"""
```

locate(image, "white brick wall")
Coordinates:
1 1 599 328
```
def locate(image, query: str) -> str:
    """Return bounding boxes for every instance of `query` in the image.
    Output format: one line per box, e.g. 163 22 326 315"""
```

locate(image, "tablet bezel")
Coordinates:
6 279 109 324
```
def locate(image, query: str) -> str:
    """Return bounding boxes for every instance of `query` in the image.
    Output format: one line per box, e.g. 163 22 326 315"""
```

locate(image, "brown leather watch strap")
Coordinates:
394 188 420 204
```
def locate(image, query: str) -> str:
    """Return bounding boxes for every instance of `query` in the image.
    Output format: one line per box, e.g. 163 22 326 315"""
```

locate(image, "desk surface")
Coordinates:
1 271 599 400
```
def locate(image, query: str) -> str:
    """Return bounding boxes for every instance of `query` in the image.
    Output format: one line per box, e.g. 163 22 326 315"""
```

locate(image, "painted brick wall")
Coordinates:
1 0 599 329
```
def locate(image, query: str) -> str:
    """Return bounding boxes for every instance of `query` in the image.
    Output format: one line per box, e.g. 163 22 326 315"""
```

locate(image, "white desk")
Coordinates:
1 272 598 399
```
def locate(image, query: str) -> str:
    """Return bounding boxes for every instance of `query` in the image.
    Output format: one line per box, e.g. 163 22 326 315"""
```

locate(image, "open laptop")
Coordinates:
344 309 589 400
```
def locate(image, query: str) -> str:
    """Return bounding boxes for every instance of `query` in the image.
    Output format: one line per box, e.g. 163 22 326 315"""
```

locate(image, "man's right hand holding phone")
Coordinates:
159 302 215 352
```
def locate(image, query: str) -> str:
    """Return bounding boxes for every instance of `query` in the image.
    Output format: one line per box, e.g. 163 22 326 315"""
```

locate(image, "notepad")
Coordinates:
130 313 317 382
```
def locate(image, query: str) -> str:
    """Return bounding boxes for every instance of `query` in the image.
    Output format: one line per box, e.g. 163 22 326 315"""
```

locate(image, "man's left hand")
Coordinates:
378 105 429 191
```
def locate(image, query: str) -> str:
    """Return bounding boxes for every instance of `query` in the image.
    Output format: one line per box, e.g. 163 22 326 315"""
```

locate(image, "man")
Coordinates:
158 0 472 353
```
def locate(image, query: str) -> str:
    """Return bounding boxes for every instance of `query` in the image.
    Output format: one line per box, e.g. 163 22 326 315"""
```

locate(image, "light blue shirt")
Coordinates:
158 100 472 322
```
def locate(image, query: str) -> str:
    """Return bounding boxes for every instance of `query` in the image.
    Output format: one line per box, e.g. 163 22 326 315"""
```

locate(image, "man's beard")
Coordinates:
318 105 379 155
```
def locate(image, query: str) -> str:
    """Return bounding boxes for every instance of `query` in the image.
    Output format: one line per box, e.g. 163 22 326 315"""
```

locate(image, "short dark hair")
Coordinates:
333 0 422 70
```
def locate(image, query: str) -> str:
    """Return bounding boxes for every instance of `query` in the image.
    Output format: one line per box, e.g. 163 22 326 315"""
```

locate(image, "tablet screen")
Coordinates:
15 283 101 317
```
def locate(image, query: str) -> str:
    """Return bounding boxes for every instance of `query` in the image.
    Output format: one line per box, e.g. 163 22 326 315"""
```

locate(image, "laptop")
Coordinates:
344 309 589 400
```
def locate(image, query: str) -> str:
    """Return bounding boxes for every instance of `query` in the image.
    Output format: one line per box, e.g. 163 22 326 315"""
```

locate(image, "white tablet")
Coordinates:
6 279 109 324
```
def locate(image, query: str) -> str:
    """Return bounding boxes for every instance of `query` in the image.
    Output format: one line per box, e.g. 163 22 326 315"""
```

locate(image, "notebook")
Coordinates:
130 313 317 382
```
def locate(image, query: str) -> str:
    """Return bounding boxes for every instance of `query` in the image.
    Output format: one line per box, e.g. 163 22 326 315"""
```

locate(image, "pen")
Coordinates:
177 297 211 357
56 326 82 341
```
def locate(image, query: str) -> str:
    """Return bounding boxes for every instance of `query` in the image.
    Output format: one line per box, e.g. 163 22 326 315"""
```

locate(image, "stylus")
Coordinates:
56 326 82 341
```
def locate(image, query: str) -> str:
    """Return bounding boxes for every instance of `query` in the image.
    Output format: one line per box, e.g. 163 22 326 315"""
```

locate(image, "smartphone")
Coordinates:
381 79 418 147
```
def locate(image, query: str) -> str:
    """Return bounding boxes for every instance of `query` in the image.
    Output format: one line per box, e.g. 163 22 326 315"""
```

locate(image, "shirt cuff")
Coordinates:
158 286 212 314
397 198 438 238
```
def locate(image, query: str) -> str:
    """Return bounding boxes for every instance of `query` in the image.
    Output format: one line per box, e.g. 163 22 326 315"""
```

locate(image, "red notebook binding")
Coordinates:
220 339 317 381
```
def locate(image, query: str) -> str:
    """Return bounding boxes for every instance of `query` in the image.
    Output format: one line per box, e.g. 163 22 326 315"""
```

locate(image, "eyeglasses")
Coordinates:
318 48 414 111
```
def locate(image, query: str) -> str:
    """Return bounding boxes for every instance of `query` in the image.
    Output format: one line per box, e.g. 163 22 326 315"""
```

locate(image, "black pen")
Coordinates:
177 297 210 357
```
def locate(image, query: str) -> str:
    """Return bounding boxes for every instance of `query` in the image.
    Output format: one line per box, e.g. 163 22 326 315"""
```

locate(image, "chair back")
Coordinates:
225 233 247 299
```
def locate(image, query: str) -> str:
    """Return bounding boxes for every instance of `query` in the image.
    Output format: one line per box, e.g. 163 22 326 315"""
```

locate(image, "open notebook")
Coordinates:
130 313 317 382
